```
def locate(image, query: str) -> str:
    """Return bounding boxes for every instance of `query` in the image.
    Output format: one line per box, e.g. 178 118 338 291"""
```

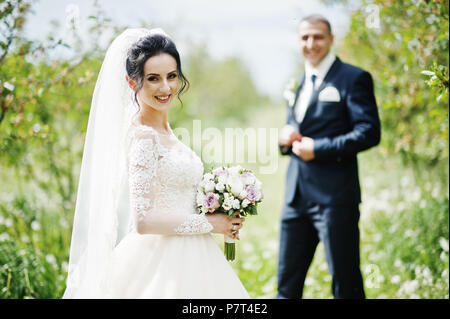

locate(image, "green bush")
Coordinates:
0 195 68 298
362 197 449 299
338 0 449 164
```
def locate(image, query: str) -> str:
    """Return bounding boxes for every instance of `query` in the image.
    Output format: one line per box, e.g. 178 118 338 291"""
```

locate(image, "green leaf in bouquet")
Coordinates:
249 204 258 216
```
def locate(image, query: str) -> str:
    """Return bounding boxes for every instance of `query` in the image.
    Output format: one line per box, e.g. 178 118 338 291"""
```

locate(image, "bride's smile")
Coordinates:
154 94 171 103
138 53 179 110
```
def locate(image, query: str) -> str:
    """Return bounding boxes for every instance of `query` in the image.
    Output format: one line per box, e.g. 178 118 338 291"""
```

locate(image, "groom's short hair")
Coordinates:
300 14 332 35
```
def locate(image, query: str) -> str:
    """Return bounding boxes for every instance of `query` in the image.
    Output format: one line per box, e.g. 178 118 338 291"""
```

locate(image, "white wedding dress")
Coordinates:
101 123 249 299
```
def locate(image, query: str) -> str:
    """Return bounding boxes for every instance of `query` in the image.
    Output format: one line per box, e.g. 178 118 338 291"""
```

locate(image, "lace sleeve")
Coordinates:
128 130 212 235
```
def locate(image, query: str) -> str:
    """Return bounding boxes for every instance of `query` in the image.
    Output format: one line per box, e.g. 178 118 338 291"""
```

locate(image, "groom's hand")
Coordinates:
279 124 302 146
292 137 315 161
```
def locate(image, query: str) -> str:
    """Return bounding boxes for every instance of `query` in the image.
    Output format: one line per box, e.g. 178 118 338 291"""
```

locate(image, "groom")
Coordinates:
277 14 380 299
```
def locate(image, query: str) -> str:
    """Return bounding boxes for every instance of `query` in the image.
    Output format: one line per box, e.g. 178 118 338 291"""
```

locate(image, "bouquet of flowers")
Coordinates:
196 165 263 261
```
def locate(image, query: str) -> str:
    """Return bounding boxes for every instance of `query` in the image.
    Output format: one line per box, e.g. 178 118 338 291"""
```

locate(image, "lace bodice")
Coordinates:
127 124 213 235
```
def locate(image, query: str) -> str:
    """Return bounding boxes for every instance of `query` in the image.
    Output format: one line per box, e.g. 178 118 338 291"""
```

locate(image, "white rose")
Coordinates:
215 183 225 192
228 165 242 177
242 199 250 208
217 175 227 185
204 181 215 193
222 193 234 211
204 173 214 181
238 189 248 200
246 176 256 186
228 175 244 197
222 201 232 210
232 199 241 210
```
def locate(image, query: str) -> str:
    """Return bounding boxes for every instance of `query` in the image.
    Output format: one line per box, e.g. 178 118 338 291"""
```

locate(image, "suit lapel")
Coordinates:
300 57 342 130
292 73 305 112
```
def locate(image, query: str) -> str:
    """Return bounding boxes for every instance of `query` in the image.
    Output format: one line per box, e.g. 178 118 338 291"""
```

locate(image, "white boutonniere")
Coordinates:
283 78 298 107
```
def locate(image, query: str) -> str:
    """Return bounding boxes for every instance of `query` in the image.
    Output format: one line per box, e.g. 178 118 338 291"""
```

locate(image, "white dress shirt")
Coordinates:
295 52 336 123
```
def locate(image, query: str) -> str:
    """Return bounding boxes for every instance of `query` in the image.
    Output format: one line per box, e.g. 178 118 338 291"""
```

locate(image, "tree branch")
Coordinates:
0 101 6 125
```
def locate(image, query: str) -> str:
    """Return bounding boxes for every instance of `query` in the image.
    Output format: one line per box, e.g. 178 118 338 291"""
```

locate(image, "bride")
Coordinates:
63 28 249 298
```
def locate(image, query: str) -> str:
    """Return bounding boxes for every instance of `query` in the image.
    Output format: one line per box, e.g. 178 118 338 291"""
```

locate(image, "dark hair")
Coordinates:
300 14 332 35
126 33 190 108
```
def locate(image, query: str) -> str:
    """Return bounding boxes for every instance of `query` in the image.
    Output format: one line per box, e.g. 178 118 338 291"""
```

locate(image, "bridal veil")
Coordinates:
63 28 165 298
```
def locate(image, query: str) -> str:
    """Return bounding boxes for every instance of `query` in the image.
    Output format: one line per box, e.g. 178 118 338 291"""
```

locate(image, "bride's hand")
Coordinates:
206 211 244 239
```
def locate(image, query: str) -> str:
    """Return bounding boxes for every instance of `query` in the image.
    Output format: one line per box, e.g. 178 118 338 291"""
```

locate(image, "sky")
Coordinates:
23 0 357 100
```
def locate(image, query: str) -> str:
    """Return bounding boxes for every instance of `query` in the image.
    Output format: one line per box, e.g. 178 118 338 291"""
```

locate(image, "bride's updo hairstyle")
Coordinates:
126 33 189 107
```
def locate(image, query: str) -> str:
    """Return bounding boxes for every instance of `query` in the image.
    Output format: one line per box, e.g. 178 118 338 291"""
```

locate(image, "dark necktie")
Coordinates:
311 74 317 92
295 73 318 123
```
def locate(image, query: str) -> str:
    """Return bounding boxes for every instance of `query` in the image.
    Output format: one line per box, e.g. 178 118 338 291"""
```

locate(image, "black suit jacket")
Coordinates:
281 57 381 206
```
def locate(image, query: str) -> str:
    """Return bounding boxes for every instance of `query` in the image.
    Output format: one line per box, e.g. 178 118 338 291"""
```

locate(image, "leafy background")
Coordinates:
0 0 448 298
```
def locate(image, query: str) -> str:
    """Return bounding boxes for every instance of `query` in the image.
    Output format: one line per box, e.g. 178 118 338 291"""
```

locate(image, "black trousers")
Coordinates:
276 193 365 299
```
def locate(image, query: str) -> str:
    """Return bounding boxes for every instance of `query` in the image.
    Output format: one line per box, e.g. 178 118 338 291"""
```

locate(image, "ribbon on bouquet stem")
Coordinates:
224 235 235 261
224 211 241 261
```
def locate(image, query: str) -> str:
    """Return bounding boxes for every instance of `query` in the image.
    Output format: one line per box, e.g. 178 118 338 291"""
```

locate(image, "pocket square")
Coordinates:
318 86 341 102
